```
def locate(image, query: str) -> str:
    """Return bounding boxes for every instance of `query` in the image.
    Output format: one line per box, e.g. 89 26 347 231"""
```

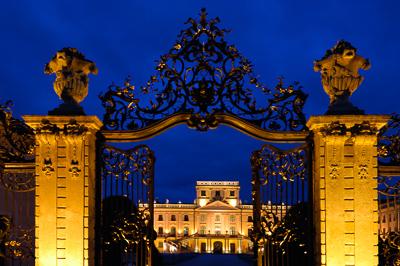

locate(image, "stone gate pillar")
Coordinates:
310 40 390 265
308 116 388 266
23 48 101 265
24 116 102 266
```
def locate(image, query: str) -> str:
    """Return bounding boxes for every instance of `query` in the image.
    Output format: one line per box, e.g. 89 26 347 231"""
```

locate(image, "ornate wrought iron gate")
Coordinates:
97 144 155 266
0 102 35 266
377 114 400 265
97 9 310 266
251 144 312 266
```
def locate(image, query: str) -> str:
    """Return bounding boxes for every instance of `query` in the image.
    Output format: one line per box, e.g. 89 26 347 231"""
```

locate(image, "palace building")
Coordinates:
153 181 286 254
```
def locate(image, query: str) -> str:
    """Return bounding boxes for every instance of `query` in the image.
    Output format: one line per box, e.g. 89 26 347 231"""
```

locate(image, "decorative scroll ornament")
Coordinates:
4 226 34 260
0 101 34 163
35 119 88 136
256 144 307 185
0 165 35 192
104 208 152 253
314 40 370 115
45 48 98 115
378 114 400 166
100 9 308 131
379 232 400 266
321 121 379 137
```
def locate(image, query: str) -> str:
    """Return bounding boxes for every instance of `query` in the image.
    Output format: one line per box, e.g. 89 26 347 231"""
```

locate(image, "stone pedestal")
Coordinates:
23 116 102 266
307 115 389 266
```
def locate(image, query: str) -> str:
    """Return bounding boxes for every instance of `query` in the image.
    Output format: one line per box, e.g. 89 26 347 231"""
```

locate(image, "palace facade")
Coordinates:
153 181 286 254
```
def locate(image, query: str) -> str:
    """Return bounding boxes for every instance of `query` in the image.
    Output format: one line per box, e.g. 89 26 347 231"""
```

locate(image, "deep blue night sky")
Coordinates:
1 1 399 203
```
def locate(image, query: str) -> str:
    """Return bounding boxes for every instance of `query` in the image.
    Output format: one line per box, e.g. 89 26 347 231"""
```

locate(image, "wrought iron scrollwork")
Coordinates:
379 114 400 166
101 144 154 185
100 144 155 265
0 101 35 163
251 144 310 264
0 168 35 192
100 9 308 131
379 232 400 266
4 226 34 260
104 208 153 252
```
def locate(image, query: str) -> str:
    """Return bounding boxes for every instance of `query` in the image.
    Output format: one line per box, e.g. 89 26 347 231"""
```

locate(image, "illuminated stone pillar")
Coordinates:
307 115 389 266
24 116 102 266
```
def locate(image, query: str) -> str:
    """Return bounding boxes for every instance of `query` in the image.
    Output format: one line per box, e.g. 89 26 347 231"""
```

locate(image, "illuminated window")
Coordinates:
158 215 163 221
200 226 206 235
183 227 189 236
230 227 236 235
215 215 220 222
200 214 206 222
215 226 221 234
184 215 189 221
171 215 176 221
230 215 235 222
170 227 176 236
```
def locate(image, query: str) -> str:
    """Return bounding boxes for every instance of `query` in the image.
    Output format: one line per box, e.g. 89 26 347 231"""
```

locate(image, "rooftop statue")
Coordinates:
45 47 98 115
314 40 370 114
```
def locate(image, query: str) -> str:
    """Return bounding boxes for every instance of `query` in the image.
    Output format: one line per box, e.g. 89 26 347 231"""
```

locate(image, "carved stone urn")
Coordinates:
45 47 98 115
314 40 370 115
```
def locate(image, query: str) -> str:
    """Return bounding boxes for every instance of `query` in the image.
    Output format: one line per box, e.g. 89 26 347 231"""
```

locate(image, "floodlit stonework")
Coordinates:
23 116 102 266
308 115 389 266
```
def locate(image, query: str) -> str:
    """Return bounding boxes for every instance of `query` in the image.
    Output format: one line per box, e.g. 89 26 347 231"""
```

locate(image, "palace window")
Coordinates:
382 215 386 223
230 215 235 222
201 190 206 196
184 214 189 221
248 228 253 236
215 226 221 235
230 190 235 196
215 191 221 197
183 227 189 236
200 226 206 235
170 227 176 236
158 227 163 234
158 215 163 221
200 214 206 222
215 215 220 222
247 216 253 222
230 227 236 235
171 215 176 221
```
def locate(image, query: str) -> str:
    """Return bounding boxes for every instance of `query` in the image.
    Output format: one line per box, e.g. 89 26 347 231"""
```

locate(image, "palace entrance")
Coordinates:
0 8 398 266
96 9 311 266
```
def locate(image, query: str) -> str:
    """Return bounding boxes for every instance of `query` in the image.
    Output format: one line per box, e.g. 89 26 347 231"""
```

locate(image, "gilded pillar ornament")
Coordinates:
314 40 370 115
45 48 98 115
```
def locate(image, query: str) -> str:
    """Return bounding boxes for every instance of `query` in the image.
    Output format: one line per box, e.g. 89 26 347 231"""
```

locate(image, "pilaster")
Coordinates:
307 115 389 266
24 115 102 266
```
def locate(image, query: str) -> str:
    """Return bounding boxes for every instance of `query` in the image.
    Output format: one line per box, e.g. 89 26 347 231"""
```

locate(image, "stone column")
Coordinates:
307 115 389 266
24 116 102 266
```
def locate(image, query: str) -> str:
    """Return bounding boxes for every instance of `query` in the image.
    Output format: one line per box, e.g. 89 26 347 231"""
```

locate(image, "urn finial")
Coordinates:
45 48 98 115
314 40 370 115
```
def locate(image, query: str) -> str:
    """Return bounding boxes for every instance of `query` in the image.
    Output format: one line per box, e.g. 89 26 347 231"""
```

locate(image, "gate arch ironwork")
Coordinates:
97 8 311 266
